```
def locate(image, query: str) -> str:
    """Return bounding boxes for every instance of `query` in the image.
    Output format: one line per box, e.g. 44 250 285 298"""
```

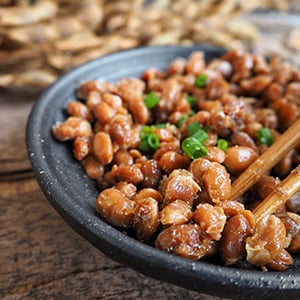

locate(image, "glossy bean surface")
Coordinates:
53 49 300 271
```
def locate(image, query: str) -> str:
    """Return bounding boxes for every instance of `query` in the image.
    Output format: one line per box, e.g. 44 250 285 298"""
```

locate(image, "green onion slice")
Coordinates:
140 125 153 138
186 95 196 107
144 92 160 109
186 122 201 136
139 138 151 152
217 139 228 152
193 129 208 143
147 133 160 151
181 137 208 159
186 122 208 143
177 115 187 128
189 109 196 117
139 126 160 152
155 123 167 128
193 145 208 159
257 127 274 146
195 74 208 88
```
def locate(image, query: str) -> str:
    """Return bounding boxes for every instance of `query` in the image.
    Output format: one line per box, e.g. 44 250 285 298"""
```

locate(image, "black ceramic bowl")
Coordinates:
26 45 300 300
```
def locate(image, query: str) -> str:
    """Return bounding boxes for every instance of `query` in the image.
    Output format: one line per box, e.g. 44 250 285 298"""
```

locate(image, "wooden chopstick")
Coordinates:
253 164 300 222
229 117 300 201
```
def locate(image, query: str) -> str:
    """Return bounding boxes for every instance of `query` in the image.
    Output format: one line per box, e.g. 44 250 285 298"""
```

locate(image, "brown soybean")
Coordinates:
52 116 92 141
53 49 300 270
224 146 258 174
96 188 136 228
93 131 113 165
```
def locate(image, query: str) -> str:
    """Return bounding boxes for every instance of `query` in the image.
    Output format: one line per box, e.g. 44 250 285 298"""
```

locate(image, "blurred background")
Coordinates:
0 0 300 92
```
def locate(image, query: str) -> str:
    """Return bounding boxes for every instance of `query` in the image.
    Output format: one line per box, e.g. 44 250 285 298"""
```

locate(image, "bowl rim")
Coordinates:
26 44 300 300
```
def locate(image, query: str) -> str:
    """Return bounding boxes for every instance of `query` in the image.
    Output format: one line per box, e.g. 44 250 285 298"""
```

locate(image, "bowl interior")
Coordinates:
26 45 300 300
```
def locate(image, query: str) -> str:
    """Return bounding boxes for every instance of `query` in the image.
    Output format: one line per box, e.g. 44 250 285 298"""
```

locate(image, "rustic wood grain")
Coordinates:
0 90 36 176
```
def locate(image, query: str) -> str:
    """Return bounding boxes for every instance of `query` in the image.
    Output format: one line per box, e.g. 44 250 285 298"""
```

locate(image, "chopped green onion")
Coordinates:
155 123 167 128
193 144 208 158
189 109 196 117
186 95 196 107
147 133 160 151
140 125 153 139
144 92 159 109
193 129 208 143
139 126 160 152
186 122 201 136
217 139 228 152
139 138 151 152
186 122 208 143
257 127 274 146
182 137 199 159
181 137 208 160
177 115 187 128
195 74 208 88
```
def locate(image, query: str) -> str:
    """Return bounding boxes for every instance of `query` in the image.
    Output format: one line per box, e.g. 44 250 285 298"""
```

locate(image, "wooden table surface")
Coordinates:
0 90 229 300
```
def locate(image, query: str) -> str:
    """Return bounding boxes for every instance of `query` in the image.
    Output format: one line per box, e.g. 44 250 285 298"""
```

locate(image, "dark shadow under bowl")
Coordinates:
26 45 300 300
